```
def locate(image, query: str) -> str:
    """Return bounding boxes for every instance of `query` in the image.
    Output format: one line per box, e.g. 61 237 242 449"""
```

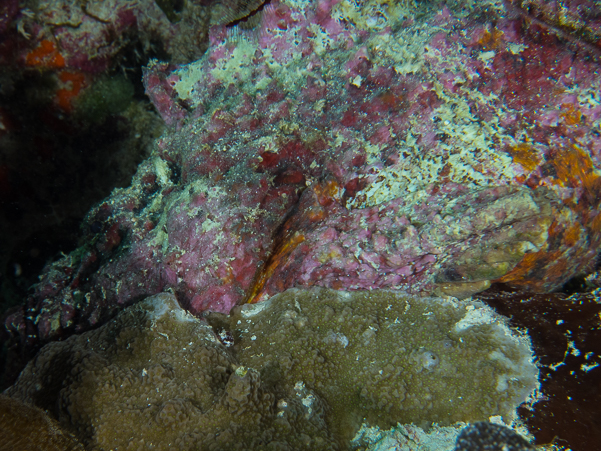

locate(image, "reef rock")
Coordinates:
454 421 535 451
4 289 538 450
3 0 601 383
10 0 207 73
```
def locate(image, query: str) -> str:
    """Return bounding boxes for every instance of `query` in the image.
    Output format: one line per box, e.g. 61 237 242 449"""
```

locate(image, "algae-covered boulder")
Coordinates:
231 288 539 440
4 289 538 450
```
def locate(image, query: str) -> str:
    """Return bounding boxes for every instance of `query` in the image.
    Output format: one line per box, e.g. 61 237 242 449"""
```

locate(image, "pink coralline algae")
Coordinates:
3 0 601 377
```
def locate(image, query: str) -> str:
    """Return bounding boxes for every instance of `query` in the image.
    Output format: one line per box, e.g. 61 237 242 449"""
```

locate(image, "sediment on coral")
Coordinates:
349 421 536 451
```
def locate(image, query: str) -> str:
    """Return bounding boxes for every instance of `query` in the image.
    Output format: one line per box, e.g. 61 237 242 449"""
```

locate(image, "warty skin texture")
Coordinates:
3 0 600 387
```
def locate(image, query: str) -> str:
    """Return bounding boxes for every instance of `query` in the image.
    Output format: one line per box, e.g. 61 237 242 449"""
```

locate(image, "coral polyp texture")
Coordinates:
231 287 539 441
3 0 601 384
4 289 538 450
0 394 84 450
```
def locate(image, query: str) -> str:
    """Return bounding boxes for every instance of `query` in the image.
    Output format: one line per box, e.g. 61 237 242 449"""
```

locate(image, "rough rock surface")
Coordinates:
454 422 535 451
4 289 538 450
3 0 601 386
10 0 206 72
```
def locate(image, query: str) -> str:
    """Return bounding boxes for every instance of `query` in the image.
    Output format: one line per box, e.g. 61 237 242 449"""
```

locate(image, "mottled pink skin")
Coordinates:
142 62 187 126
3 0 601 378
51 6 134 72
255 183 541 302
